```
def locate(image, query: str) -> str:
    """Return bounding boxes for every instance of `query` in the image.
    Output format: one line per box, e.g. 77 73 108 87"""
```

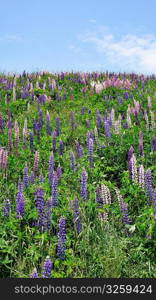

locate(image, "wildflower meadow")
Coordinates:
0 71 156 278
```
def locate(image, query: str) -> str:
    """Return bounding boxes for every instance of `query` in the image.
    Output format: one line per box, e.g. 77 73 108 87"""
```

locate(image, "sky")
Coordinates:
0 0 156 74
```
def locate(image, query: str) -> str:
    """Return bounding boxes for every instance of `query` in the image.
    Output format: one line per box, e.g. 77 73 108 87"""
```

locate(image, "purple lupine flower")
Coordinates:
96 111 103 128
145 169 153 205
56 166 62 180
35 188 44 229
42 256 52 278
29 132 34 152
46 111 51 135
70 151 76 171
51 172 58 206
55 117 60 136
38 109 43 128
38 174 44 183
151 138 156 151
88 138 94 168
44 199 52 231
57 217 66 260
80 168 87 200
153 188 156 221
16 190 24 219
48 153 54 184
3 199 10 217
128 145 134 162
23 165 29 189
104 118 111 137
30 267 39 278
75 141 83 158
59 140 64 156
52 130 57 152
120 201 130 224
138 131 144 156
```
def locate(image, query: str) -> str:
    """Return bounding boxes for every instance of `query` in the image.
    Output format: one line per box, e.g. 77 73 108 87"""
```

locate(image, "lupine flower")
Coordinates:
16 189 24 219
128 154 138 184
128 146 134 162
46 110 51 135
98 212 108 221
52 130 57 152
75 141 83 158
35 188 44 229
88 138 94 168
59 140 64 156
3 199 10 217
126 109 132 128
101 184 111 204
30 267 39 278
80 168 87 200
38 174 44 183
96 186 103 207
51 172 58 206
23 164 29 189
29 132 34 152
96 111 103 128
104 118 111 137
48 152 54 184
120 201 130 224
145 169 153 205
56 166 62 180
42 256 52 278
57 217 66 260
70 151 76 171
138 165 145 189
33 151 39 175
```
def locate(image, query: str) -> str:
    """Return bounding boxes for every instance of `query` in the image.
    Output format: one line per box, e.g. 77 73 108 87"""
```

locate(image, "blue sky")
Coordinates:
0 0 156 74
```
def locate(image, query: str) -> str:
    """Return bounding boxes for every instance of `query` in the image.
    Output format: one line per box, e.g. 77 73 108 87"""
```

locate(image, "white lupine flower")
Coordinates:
101 184 111 205
138 165 145 189
130 154 138 184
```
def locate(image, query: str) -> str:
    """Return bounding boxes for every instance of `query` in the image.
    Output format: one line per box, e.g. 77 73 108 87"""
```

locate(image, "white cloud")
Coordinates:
80 28 156 74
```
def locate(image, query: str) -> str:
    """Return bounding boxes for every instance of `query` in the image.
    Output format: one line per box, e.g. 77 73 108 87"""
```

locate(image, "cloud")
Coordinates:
79 28 156 74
